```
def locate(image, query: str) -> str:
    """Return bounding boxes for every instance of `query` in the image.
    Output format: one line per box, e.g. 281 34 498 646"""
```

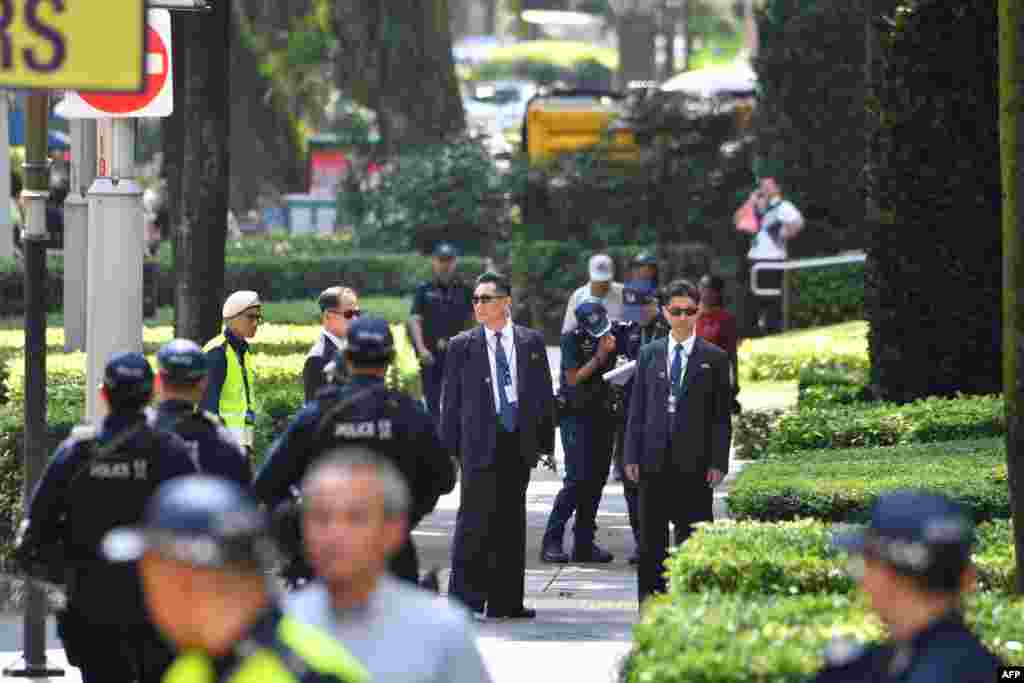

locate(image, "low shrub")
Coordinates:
738 320 867 382
732 408 785 460
667 518 1014 597
623 592 1023 682
797 361 872 409
727 439 1010 523
765 394 1003 455
788 261 864 329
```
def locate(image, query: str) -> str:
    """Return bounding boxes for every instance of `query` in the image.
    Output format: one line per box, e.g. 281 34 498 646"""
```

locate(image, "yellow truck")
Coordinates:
522 89 639 164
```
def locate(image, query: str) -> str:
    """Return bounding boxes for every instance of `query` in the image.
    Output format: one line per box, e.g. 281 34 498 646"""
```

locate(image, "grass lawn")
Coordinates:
740 320 867 358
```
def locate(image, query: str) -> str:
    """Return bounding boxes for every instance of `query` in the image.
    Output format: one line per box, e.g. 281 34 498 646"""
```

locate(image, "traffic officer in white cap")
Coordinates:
201 291 262 455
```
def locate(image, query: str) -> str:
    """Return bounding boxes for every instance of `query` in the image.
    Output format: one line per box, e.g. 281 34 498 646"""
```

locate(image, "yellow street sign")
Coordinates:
0 0 145 91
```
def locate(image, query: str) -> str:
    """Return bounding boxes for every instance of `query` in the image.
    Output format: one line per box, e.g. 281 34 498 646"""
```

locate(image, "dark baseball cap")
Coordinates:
575 297 612 338
103 352 154 404
343 316 395 363
832 490 975 578
102 475 277 571
623 279 659 322
432 242 459 258
632 251 658 267
156 339 208 383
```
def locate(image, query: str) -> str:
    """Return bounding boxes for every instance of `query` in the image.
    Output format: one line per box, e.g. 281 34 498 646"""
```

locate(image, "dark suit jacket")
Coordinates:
624 336 732 475
302 331 339 403
441 324 555 471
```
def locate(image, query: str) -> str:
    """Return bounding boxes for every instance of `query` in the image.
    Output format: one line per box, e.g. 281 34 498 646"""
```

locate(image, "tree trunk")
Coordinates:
680 0 691 71
999 0 1024 595
661 2 675 80
175 0 231 344
332 0 465 157
617 11 658 89
163 10 186 327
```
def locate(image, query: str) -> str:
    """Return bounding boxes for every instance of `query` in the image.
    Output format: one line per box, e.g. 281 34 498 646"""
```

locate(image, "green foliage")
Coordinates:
797 362 871 408
739 320 868 383
753 0 876 256
349 140 514 254
624 592 1023 682
667 518 1015 596
868 0 1002 402
789 262 864 328
732 408 786 460
727 438 1010 522
759 394 1004 455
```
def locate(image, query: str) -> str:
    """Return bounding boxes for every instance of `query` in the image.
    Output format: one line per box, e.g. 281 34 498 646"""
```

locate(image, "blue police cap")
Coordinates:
103 352 154 404
575 297 611 338
156 339 207 383
632 251 658 267
432 242 459 258
623 279 659 322
102 475 276 570
832 490 975 577
342 316 395 362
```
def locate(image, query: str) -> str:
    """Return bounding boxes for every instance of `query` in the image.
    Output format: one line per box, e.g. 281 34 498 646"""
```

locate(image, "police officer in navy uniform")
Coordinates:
808 490 1003 683
541 298 626 564
19 353 198 683
151 339 252 486
254 316 456 585
630 251 659 286
616 279 670 564
408 242 474 424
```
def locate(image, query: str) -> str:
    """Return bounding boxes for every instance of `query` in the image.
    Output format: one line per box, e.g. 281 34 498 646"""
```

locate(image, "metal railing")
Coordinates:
750 251 866 330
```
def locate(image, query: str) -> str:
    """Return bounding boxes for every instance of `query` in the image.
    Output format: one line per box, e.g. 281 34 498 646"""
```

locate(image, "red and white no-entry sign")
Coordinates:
58 9 173 119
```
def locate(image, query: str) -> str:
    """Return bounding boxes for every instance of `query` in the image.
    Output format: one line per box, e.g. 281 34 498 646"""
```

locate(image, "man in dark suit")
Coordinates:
624 279 732 606
303 286 361 402
442 271 555 620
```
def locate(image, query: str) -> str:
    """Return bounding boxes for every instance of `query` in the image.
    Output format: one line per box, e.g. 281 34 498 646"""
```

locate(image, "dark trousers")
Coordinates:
613 423 640 549
542 412 616 550
637 465 713 606
59 612 175 683
750 259 784 334
420 350 446 426
449 428 532 614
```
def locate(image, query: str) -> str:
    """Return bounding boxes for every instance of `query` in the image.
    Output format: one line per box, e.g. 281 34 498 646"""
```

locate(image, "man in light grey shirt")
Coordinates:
286 446 493 683
562 253 624 333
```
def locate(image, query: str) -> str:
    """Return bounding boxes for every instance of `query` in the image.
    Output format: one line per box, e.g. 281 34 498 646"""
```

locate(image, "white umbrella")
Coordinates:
660 61 757 97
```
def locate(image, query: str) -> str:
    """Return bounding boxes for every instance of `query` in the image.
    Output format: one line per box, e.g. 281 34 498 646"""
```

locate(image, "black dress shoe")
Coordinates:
541 546 569 563
487 607 537 619
571 544 614 563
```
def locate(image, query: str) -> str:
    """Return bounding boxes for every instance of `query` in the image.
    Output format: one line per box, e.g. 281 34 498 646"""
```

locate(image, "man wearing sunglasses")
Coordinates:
202 290 263 455
623 279 732 606
304 286 361 402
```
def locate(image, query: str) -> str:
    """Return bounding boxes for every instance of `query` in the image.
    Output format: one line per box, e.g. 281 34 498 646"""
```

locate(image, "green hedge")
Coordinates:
0 244 486 314
667 518 1014 597
738 320 867 382
789 262 865 328
760 394 1003 455
727 439 1010 523
797 361 871 409
623 592 1021 682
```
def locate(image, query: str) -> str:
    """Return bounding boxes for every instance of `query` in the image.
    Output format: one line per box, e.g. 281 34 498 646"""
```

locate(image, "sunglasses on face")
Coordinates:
472 294 507 305
666 307 699 317
329 309 362 320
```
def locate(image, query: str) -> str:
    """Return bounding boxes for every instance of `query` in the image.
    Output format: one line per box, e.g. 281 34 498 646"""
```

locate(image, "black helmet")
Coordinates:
102 475 277 571
632 251 658 267
103 352 154 407
341 316 395 365
156 339 208 383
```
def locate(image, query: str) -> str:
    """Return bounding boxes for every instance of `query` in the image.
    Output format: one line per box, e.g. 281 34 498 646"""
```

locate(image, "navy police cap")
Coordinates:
432 242 459 258
343 316 395 361
632 251 658 267
157 339 208 383
102 475 276 570
575 297 612 338
103 352 154 401
832 490 975 577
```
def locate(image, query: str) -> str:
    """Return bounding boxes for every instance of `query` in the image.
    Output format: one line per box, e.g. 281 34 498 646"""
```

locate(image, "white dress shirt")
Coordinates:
666 331 696 387
484 320 517 415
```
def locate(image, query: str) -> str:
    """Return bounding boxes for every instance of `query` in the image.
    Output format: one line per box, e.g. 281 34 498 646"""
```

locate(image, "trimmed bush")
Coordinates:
727 439 1010 523
797 362 871 409
732 408 786 461
763 394 1003 455
667 519 1014 597
789 262 865 328
623 592 1022 682
738 320 867 382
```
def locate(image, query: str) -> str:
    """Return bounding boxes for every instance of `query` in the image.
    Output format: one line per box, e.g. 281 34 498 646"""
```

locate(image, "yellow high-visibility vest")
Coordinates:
203 333 256 448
